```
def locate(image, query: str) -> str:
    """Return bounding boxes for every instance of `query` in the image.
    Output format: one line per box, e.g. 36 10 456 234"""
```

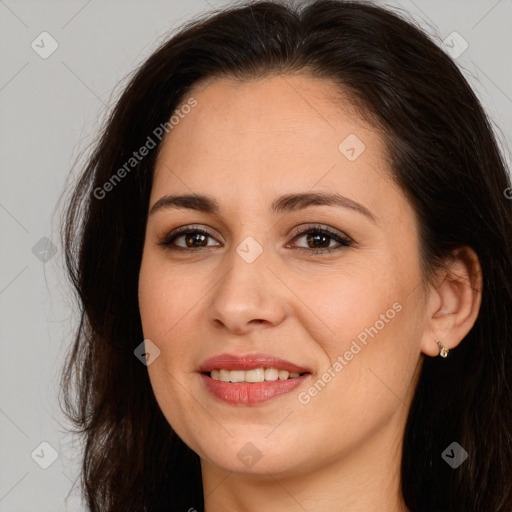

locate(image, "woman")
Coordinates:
60 0 512 510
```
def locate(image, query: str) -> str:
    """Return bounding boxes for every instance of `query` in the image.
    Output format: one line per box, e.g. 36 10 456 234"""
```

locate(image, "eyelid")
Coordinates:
158 224 220 246
287 223 350 241
286 223 353 252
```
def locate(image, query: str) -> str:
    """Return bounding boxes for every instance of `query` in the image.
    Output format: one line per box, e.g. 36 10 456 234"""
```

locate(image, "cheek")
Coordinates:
296 262 401 354
138 252 196 340
294 292 421 461
138 254 198 433
303 262 422 407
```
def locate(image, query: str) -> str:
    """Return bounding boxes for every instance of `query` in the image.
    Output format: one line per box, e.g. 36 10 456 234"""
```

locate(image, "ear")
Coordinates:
420 246 483 357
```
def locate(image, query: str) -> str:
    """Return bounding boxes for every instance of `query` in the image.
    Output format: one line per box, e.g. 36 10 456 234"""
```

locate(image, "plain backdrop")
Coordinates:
1 0 511 510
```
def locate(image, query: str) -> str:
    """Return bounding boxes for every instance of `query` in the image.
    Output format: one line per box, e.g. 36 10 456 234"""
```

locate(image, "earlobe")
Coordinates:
420 246 483 358
435 339 449 358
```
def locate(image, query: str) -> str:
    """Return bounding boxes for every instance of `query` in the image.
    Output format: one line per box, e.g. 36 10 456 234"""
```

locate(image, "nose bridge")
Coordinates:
206 232 286 332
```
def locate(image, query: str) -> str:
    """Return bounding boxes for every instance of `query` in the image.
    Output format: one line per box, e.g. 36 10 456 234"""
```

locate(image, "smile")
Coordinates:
209 368 303 382
198 353 312 405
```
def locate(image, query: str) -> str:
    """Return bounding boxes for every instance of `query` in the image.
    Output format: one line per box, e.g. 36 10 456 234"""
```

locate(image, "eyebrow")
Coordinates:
148 191 375 222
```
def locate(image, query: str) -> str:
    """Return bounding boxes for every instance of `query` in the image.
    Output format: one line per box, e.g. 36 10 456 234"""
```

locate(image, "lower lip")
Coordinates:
200 373 310 404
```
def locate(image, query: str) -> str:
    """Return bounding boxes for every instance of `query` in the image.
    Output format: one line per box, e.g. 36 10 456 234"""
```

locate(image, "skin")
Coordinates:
138 73 482 512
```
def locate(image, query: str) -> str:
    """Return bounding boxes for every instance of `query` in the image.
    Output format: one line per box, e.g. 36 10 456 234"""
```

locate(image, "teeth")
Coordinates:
264 368 278 381
245 368 265 382
209 367 304 382
229 370 245 382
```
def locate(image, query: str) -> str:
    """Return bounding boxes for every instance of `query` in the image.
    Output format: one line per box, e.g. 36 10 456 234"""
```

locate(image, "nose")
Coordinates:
206 245 287 336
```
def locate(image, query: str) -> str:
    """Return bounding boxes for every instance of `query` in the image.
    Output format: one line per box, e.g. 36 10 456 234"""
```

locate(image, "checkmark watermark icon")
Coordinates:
236 236 263 264
30 441 59 469
134 339 161 366
31 31 59 59
237 442 263 468
441 441 468 469
442 31 468 60
31 236 58 263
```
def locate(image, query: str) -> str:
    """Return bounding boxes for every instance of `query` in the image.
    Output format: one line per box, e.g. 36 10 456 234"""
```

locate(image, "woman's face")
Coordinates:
138 73 431 478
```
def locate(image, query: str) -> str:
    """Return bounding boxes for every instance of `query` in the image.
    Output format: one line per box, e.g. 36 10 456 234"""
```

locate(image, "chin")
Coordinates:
194 432 315 477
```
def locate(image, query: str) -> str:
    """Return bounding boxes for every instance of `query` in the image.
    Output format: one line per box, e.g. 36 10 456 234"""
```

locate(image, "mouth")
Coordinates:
198 353 312 405
203 368 309 382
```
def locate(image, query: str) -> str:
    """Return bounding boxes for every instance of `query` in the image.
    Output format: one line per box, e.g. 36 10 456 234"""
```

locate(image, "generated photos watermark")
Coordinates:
297 301 403 405
93 96 198 200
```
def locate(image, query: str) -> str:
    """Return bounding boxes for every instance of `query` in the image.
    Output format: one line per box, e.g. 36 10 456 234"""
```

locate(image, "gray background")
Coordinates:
1 0 511 510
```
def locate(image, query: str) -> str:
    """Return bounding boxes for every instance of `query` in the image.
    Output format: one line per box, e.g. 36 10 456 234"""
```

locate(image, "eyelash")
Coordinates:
157 224 353 254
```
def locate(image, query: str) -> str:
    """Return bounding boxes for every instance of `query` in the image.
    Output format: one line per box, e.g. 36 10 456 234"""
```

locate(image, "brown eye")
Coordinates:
158 224 352 254
289 225 352 254
181 231 209 248
158 227 220 250
304 232 333 249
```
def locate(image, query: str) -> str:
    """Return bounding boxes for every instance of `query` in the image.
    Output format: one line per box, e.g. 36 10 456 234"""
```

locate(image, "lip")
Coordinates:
200 373 311 405
198 353 310 374
198 353 312 405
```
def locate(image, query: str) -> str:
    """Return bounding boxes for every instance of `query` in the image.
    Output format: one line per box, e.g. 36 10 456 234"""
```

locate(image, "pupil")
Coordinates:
187 233 207 247
308 233 328 248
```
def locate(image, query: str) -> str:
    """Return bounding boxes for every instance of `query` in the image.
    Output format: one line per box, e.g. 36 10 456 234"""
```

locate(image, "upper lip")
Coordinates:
199 353 311 374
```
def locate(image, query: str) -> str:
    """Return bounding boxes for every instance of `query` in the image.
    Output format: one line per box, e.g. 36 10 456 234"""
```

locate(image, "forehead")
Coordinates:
151 73 400 218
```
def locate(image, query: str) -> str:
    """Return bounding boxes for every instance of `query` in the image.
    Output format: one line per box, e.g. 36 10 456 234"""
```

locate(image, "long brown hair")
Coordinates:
60 1 512 510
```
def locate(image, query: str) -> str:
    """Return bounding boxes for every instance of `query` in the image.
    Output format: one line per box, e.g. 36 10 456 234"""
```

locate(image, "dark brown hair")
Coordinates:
60 0 512 510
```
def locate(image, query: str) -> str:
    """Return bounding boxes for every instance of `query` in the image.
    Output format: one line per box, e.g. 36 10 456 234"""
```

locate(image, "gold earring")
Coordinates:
435 339 449 358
